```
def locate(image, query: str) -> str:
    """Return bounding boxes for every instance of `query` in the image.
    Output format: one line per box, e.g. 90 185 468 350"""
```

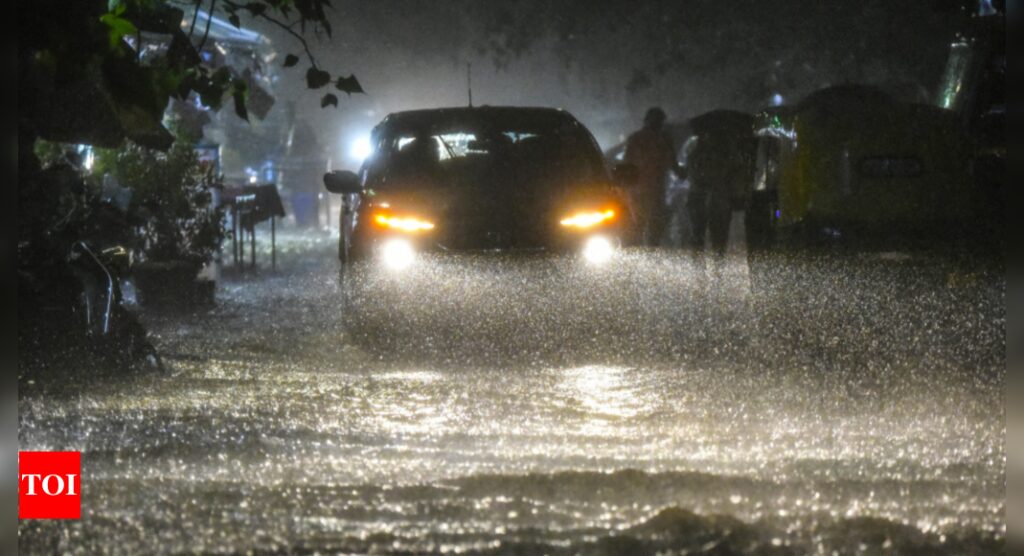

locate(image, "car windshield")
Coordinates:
367 123 605 190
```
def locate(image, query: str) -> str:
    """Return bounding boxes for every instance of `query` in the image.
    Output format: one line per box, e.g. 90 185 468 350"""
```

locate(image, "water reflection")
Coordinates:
560 365 640 422
17 235 1005 554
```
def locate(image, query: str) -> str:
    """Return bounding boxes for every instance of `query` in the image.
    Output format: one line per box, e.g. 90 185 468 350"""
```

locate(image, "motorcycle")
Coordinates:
18 158 163 379
19 240 163 378
69 241 163 372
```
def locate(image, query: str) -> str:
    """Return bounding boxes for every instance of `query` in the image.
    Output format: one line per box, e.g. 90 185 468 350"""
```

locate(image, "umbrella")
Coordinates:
689 109 755 138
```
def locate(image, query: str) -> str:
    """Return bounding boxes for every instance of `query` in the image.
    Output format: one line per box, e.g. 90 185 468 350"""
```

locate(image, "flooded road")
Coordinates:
19 234 1004 554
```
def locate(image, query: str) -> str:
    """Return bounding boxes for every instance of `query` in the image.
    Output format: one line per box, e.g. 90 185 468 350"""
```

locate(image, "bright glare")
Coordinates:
350 136 373 161
582 236 613 264
561 365 639 423
561 209 615 229
381 238 415 270
374 213 435 232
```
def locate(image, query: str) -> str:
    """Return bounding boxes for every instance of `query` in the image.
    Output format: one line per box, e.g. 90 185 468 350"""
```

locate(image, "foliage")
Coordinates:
18 148 132 271
20 0 360 279
98 140 226 266
32 140 80 170
19 0 361 150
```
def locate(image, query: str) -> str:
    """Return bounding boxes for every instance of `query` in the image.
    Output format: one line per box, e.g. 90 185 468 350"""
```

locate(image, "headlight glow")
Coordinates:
560 209 616 229
582 236 614 264
351 136 373 161
373 212 435 232
381 238 415 270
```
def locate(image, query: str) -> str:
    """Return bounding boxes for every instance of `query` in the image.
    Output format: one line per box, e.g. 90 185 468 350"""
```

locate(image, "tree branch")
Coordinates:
256 12 319 68
187 0 202 38
197 0 216 52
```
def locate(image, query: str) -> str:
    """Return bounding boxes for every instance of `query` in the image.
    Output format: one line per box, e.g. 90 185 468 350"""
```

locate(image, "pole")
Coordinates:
232 204 240 268
250 220 256 270
271 216 276 272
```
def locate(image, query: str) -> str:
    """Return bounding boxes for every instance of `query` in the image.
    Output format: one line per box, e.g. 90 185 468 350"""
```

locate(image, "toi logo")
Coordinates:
19 452 81 520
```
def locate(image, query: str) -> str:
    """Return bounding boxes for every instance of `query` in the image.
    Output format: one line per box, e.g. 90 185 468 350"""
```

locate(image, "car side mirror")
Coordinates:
612 163 639 186
323 170 362 194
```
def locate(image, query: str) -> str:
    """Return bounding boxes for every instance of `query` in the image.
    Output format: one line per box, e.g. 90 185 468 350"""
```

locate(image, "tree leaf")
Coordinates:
283 54 300 67
211 66 232 86
192 69 228 111
228 14 241 28
100 13 138 49
197 85 224 111
335 74 364 95
246 2 267 16
234 90 249 121
305 67 331 89
231 77 249 95
321 93 338 108
167 30 201 67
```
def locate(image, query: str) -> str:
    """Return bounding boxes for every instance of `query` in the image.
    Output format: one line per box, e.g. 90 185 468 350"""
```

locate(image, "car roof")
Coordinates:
374 106 588 136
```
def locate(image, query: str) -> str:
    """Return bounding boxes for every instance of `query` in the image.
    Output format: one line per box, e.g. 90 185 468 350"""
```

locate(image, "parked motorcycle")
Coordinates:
18 156 163 379
70 241 163 372
19 240 163 379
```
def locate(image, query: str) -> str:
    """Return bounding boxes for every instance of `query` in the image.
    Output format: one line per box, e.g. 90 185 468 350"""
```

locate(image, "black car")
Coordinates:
323 106 637 270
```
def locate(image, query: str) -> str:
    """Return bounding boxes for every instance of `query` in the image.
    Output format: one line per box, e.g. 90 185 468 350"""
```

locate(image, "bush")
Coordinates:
97 140 225 267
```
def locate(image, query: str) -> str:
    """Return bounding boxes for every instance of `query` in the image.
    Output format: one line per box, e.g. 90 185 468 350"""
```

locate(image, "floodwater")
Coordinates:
19 232 1004 554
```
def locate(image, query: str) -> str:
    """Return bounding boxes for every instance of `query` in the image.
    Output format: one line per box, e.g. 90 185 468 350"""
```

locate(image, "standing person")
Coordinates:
687 130 756 257
624 107 678 246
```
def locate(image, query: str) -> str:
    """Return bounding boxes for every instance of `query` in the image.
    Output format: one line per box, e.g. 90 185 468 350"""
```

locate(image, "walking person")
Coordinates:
624 107 679 246
686 110 756 258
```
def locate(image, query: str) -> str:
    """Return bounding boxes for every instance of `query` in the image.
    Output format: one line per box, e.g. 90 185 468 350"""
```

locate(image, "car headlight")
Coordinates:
582 235 614 264
560 208 616 229
380 238 415 270
373 212 435 232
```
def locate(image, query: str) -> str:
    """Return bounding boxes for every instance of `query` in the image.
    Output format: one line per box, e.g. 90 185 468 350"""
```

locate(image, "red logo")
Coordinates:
19 452 81 520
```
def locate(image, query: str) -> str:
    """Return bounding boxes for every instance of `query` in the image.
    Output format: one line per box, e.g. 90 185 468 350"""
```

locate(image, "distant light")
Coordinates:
582 236 613 265
381 239 415 270
249 175 257 184
771 93 784 106
350 136 373 161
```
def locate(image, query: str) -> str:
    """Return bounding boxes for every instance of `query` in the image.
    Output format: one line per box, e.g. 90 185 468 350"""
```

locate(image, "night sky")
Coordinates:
245 0 971 162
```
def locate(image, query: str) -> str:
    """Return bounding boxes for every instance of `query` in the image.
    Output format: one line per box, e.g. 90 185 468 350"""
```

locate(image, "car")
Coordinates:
323 106 638 270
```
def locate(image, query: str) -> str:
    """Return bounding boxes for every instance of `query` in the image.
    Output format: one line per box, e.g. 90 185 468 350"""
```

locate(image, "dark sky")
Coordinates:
247 0 969 165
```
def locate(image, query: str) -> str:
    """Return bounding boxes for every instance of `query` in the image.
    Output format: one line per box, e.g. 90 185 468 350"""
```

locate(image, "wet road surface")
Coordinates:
19 233 1004 554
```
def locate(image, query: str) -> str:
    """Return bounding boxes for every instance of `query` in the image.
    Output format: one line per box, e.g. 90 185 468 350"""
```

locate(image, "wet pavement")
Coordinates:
19 232 1005 554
